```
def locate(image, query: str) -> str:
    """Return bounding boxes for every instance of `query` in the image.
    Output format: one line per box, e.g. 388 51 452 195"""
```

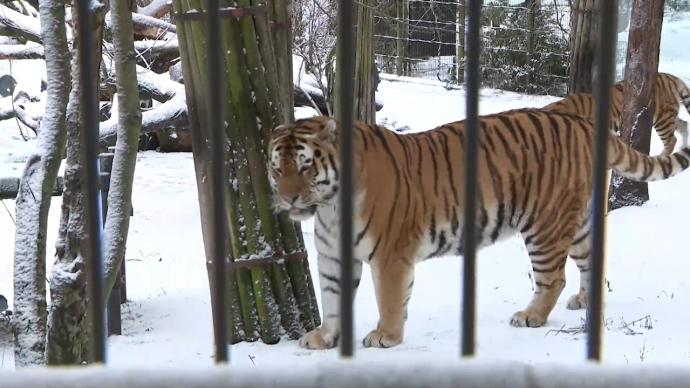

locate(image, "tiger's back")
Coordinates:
269 109 690 350
544 72 690 155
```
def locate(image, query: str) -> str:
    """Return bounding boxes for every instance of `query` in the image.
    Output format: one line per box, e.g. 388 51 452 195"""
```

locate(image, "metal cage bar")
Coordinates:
337 0 356 358
204 0 230 364
461 0 482 357
587 0 618 362
75 0 106 364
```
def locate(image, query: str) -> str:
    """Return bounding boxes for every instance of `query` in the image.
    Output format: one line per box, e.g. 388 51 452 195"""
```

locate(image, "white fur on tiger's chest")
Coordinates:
313 194 375 263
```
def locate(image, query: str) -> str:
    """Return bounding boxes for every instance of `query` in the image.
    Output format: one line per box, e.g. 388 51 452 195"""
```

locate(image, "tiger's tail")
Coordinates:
608 132 690 182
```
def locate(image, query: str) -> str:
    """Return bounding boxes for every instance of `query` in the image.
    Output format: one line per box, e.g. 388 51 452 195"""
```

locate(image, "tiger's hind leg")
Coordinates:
566 221 592 310
511 197 584 328
654 104 680 155
510 236 570 328
363 257 415 348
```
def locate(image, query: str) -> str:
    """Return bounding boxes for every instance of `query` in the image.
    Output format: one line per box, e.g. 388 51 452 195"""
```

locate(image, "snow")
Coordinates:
1 9 690 372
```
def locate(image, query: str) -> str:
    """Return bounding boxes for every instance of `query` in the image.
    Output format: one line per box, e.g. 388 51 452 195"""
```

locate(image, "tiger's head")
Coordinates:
268 117 340 221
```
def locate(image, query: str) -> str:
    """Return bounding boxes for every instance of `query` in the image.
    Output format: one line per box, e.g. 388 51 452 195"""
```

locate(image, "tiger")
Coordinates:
543 72 690 155
268 110 690 349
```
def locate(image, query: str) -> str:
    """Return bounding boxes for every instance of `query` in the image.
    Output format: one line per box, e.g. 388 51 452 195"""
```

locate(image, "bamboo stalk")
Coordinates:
175 0 319 345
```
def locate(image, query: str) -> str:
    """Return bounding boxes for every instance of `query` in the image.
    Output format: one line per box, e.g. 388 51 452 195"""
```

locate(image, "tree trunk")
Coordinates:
13 0 70 368
608 0 664 211
102 0 142 302
354 0 376 124
396 0 408 76
456 0 464 83
568 0 598 93
46 0 108 365
174 0 319 344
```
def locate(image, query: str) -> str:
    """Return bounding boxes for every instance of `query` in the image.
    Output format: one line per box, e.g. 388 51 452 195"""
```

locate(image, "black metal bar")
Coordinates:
461 0 482 357
75 0 106 363
204 0 229 363
588 0 618 362
337 0 356 358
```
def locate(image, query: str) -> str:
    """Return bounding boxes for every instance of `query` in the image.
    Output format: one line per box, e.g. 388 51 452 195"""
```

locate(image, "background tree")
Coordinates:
568 0 598 93
354 0 376 124
174 0 320 344
608 0 665 210
12 0 70 367
45 0 109 365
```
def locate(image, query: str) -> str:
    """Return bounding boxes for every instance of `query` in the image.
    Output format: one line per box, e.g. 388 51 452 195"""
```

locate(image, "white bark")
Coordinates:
102 0 142 301
13 0 70 367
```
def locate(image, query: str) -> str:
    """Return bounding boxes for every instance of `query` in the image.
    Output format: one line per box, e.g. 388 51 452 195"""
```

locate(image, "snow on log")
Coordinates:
0 93 40 132
99 94 187 148
0 43 44 60
137 0 172 18
0 4 42 44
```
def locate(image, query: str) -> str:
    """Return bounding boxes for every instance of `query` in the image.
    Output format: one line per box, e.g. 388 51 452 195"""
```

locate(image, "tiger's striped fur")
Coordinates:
268 110 690 349
543 72 690 155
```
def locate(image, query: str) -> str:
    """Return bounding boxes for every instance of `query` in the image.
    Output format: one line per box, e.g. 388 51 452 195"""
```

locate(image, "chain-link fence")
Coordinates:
374 0 571 96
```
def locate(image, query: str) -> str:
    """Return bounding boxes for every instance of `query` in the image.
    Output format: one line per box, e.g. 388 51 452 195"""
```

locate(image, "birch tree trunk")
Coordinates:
568 0 598 93
46 0 108 365
608 0 664 210
13 0 70 367
102 0 142 302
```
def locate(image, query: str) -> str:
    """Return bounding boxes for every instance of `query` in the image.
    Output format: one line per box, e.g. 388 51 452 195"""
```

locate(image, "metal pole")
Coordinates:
461 0 482 357
75 0 106 364
337 0 356 358
588 0 618 362
205 0 229 363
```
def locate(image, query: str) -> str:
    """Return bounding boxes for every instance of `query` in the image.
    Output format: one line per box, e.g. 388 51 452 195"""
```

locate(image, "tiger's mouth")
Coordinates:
288 204 317 221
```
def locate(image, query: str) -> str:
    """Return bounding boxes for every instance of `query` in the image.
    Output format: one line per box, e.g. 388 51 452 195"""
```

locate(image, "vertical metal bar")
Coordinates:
337 0 356 358
205 0 229 364
588 0 618 362
461 0 481 357
75 0 106 363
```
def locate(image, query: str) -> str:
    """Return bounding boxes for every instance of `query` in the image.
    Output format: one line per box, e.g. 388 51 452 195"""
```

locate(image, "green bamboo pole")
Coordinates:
174 0 319 345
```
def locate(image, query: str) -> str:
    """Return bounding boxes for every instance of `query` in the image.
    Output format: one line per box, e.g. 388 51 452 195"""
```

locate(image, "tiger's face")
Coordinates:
268 119 340 221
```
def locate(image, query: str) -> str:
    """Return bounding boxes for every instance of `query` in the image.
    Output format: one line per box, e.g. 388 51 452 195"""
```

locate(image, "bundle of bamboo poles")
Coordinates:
173 0 320 344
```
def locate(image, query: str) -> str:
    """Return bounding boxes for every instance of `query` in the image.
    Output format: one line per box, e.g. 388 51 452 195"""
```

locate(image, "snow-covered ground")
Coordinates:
2 12 690 371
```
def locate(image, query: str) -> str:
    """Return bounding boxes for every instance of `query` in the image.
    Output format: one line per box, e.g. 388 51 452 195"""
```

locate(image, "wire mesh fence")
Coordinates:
374 0 571 96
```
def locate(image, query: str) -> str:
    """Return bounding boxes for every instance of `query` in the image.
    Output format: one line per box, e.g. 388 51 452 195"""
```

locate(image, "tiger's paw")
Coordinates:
510 310 547 328
298 327 339 350
362 329 403 348
566 292 588 310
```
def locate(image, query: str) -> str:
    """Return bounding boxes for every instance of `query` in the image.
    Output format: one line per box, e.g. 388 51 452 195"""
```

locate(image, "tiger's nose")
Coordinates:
281 194 299 205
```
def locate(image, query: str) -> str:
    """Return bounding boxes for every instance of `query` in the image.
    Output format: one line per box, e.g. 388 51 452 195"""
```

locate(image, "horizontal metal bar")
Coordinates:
3 362 690 387
219 251 308 271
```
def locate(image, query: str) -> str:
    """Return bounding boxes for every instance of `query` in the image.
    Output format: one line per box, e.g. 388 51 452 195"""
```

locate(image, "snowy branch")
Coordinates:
137 0 172 18
0 4 42 44
0 43 44 59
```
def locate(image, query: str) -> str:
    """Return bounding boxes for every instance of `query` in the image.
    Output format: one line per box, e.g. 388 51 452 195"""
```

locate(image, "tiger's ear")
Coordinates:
319 119 337 143
272 123 290 135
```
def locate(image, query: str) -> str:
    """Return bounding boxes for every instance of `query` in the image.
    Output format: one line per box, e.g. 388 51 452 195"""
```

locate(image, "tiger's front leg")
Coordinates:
298 253 363 349
363 258 415 348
